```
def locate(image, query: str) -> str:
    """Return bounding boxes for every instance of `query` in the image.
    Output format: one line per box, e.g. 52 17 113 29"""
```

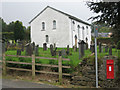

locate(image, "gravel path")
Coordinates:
1 79 59 88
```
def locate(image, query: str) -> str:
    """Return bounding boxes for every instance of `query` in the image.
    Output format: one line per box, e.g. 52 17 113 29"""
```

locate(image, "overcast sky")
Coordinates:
1 0 98 27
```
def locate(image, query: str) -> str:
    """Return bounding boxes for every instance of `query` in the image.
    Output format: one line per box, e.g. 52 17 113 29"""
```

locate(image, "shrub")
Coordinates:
117 41 120 49
7 46 21 50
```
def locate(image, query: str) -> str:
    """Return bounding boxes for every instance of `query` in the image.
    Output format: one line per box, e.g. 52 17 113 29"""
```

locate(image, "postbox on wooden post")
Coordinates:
106 60 114 79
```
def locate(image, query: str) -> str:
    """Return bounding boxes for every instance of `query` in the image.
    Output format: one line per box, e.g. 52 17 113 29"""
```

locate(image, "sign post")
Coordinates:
94 25 98 88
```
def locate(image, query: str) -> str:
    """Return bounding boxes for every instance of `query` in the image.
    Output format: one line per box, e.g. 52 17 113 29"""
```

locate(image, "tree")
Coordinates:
87 2 120 43
14 20 24 41
7 21 15 32
0 18 8 32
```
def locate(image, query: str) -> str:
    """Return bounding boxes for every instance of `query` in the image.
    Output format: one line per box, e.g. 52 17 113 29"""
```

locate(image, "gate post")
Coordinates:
32 54 35 78
58 51 62 84
3 53 6 76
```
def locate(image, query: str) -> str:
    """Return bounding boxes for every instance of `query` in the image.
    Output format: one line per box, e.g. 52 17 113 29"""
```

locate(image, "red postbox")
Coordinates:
106 60 114 79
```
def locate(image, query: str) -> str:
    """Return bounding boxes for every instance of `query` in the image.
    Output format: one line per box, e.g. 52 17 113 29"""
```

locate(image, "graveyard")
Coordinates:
2 40 120 88
4 42 119 69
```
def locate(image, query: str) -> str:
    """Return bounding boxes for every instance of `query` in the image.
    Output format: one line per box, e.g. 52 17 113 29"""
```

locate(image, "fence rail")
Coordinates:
2 54 71 84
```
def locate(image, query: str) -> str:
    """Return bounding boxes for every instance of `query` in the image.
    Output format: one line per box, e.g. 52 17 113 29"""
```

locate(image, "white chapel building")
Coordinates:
29 6 91 48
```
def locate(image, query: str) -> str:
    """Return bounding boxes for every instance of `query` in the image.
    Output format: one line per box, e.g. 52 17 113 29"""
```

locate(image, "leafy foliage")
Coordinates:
87 2 120 43
117 41 120 49
14 21 24 41
0 17 31 41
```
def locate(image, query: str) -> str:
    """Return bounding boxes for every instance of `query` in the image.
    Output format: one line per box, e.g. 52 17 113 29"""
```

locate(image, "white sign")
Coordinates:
109 66 111 71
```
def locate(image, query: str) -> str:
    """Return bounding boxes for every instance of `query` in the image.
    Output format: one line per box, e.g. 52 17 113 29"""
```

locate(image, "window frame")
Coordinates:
41 22 45 31
46 35 49 43
53 20 56 29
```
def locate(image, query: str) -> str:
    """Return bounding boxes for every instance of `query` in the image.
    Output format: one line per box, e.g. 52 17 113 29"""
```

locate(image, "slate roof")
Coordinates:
29 6 91 26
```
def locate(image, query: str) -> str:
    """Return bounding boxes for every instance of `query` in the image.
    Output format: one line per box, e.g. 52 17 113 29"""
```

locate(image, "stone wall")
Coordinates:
70 56 119 88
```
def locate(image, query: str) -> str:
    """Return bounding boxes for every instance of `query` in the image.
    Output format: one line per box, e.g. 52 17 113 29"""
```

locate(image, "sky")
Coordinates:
1 0 98 27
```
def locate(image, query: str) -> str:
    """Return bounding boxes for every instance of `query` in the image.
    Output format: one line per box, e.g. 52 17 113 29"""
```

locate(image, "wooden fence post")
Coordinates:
3 53 6 76
58 51 62 84
32 54 35 78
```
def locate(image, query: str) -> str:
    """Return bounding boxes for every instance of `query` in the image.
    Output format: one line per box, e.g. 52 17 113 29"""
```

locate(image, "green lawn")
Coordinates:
5 47 119 67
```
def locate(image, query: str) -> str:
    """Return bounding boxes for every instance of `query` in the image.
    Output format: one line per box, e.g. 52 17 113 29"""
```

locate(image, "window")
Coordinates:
53 20 56 29
86 26 88 35
73 21 75 31
46 35 49 43
42 22 45 30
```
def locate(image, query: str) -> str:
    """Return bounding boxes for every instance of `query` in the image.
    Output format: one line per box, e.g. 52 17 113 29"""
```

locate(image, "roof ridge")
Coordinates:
29 6 91 26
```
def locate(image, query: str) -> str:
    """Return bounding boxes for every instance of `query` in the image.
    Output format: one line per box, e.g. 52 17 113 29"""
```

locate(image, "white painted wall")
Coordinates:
31 7 70 48
69 19 91 48
30 7 91 48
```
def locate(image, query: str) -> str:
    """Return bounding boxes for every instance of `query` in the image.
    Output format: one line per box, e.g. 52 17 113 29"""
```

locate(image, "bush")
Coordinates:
117 41 120 49
7 46 21 50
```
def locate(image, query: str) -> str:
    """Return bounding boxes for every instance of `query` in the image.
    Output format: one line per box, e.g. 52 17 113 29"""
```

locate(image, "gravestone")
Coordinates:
50 44 54 56
109 46 112 55
66 45 69 55
105 45 108 52
99 42 102 53
78 41 81 59
90 44 95 53
32 42 35 51
17 49 21 55
86 43 88 50
53 47 57 56
25 43 33 56
81 40 85 57
61 49 66 57
84 43 86 50
35 45 39 56
43 43 47 51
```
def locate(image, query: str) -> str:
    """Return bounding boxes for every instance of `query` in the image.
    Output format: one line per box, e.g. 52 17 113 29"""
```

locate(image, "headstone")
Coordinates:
78 41 81 59
61 49 66 57
81 40 85 57
66 45 69 55
86 43 88 50
43 43 47 51
25 43 33 56
32 42 35 51
84 43 86 50
35 45 39 56
99 42 102 53
109 46 112 55
53 47 57 56
90 44 95 53
50 44 54 56
17 49 21 55
105 45 108 52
